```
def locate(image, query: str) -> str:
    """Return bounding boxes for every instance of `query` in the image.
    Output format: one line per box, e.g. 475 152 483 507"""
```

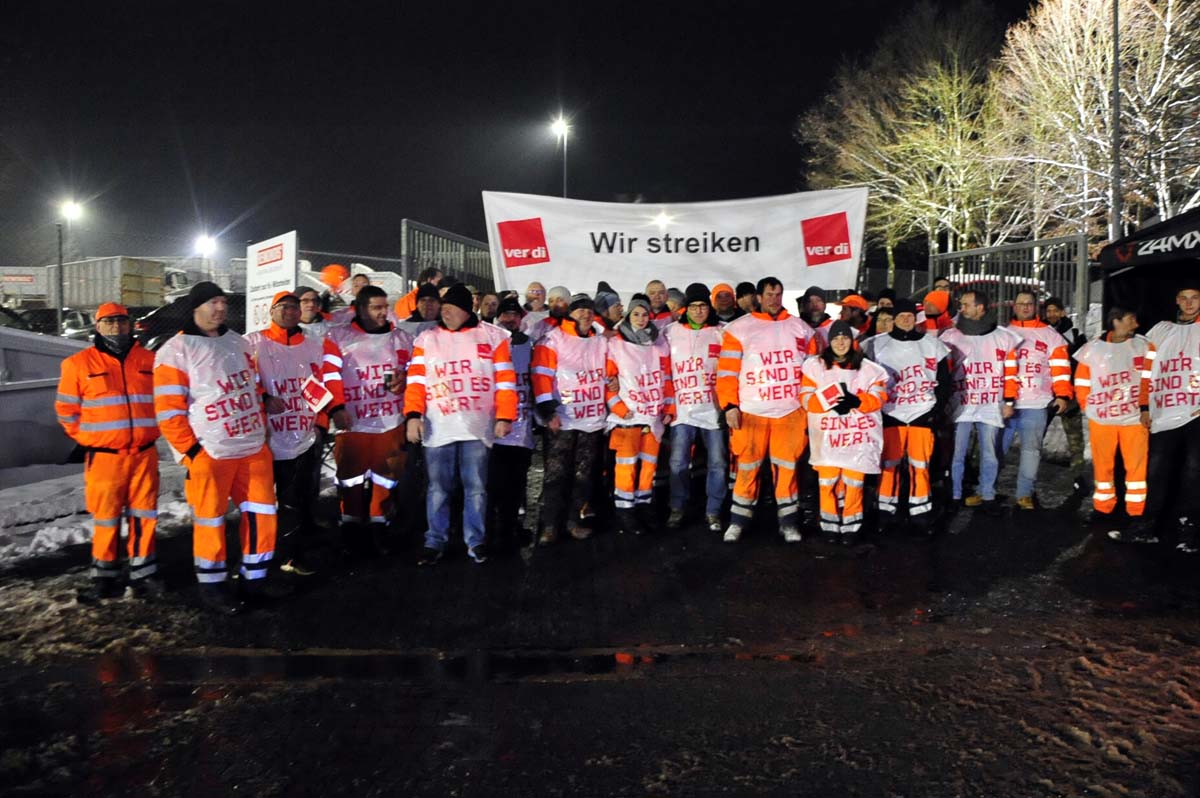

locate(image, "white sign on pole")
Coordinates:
482 188 868 296
245 231 298 333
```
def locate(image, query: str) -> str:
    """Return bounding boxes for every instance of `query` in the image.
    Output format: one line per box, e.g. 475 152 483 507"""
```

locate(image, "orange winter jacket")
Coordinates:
56 341 159 451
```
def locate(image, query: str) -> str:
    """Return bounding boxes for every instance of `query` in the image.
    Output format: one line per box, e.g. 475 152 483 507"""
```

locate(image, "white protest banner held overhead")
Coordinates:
246 231 298 333
482 188 868 296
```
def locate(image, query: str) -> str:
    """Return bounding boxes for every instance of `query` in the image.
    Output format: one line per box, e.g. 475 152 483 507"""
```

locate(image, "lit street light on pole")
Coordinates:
57 201 83 336
550 115 570 198
195 234 216 258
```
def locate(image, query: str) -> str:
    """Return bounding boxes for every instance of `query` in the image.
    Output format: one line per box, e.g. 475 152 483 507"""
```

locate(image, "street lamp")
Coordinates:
550 115 570 198
57 201 84 335
195 234 216 257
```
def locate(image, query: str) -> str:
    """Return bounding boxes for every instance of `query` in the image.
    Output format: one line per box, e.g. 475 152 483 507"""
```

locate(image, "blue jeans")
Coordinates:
424 440 488 552
668 424 728 516
1001 406 1049 499
952 422 1000 500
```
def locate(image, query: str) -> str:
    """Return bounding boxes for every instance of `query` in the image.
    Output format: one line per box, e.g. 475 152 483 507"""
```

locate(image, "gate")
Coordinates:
930 234 1089 324
400 219 493 293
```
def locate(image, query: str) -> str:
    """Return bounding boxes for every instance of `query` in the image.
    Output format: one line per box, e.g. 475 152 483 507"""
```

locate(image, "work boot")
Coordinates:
1175 518 1198 555
706 514 722 533
129 577 167 600
636 504 657 534
417 547 444 566
1107 519 1158 544
468 544 489 565
537 527 559 546
615 509 644 536
197 583 242 616
76 578 124 604
963 495 983 508
723 523 744 543
280 556 318 577
1016 496 1036 511
666 508 686 530
568 523 593 541
780 524 803 544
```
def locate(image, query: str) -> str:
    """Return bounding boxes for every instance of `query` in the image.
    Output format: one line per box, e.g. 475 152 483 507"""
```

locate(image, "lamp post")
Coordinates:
57 201 83 335
550 116 570 198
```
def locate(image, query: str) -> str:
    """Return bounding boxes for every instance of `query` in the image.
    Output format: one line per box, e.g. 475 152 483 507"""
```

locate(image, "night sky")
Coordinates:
1 0 1034 267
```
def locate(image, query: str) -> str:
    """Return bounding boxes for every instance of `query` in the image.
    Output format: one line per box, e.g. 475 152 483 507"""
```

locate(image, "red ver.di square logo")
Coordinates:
800 212 851 266
497 218 551 268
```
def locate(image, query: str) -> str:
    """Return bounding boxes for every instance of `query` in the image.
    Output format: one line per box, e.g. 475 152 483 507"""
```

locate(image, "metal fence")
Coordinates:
929 234 1090 325
857 268 928 299
400 219 493 293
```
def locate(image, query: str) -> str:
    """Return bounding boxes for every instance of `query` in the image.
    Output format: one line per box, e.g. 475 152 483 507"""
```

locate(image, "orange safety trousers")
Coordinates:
816 467 866 534
1088 421 1148 515
85 446 159 581
729 409 807 526
334 428 406 524
609 426 660 508
879 426 934 518
185 445 277 583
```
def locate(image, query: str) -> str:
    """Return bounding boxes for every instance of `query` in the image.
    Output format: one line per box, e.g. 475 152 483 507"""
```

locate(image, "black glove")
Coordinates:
842 392 862 410
833 398 852 415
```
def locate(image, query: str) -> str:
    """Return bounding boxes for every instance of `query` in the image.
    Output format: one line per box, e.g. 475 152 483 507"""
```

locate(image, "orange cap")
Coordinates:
841 294 869 311
95 302 129 320
320 263 349 288
923 290 951 314
711 282 735 304
271 290 300 307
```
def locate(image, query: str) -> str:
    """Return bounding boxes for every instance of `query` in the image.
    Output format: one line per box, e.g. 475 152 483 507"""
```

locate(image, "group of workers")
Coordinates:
54 266 1200 613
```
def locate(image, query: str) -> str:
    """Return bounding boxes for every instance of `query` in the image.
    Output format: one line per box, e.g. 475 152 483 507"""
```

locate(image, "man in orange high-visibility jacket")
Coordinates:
1002 291 1074 510
154 282 279 615
1073 306 1154 524
716 276 819 544
393 267 443 322
57 302 162 602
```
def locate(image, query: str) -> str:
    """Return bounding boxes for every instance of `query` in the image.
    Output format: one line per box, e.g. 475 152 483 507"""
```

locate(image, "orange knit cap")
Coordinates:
841 294 869 311
710 282 735 305
95 302 129 320
923 290 951 315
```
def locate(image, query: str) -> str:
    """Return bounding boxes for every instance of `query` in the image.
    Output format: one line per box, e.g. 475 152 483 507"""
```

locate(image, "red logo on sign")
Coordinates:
708 343 722 359
1035 339 1048 353
497 218 551 268
257 243 284 267
1115 244 1136 263
995 349 1007 361
477 343 493 359
795 337 809 352
925 357 937 372
1133 356 1144 370
800 212 851 266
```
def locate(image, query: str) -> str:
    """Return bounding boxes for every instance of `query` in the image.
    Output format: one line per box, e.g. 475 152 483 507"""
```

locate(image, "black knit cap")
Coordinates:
188 281 226 311
497 297 523 316
736 281 756 298
569 293 595 312
442 283 473 313
416 283 441 301
828 320 855 341
892 297 918 316
803 285 826 301
684 282 711 306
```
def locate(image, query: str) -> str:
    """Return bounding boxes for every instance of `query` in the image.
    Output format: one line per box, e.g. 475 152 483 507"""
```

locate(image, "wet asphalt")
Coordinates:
0 454 1197 797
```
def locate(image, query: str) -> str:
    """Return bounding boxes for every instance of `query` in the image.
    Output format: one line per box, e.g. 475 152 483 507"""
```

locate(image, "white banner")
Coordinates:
246 231 298 333
482 188 868 296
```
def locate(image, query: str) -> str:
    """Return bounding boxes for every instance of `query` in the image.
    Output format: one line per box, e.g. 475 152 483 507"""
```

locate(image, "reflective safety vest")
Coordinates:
56 342 159 451
940 326 1023 428
664 322 723 430
403 321 517 448
1145 320 1200 433
1074 334 1154 426
800 357 889 474
531 323 609 433
604 335 675 440
864 333 950 424
298 314 332 339
245 324 327 460
326 321 414 434
716 310 818 419
496 336 535 449
154 329 266 461
1008 320 1072 409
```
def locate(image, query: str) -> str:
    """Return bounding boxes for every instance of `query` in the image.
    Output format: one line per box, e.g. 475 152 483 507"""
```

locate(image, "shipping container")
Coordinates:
0 257 166 309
